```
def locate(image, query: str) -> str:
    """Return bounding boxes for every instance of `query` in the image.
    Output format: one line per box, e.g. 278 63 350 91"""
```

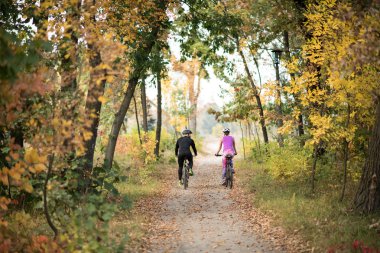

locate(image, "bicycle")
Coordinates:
216 154 234 189
182 159 190 190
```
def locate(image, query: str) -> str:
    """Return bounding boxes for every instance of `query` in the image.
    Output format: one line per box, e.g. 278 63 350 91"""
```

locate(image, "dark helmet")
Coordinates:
223 128 230 133
182 129 192 135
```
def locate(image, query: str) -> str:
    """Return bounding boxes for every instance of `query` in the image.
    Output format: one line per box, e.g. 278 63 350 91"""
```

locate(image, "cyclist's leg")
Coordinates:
178 154 185 181
187 154 193 169
184 153 193 176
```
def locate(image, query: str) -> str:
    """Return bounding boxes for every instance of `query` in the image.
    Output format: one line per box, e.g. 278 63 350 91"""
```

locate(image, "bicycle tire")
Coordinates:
183 161 189 190
226 163 233 189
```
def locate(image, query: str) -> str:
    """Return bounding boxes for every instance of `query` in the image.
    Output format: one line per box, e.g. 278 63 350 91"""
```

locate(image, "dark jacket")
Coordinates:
175 136 197 156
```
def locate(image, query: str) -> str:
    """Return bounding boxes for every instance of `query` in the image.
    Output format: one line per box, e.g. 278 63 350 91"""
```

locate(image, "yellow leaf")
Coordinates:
25 148 39 164
98 96 107 103
34 164 46 173
23 182 33 193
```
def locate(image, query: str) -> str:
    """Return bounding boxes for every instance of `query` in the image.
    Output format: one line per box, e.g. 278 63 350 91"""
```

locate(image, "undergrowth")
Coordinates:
237 141 380 252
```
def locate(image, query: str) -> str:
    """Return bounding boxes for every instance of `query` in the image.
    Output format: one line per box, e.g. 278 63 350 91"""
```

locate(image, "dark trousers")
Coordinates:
178 153 193 180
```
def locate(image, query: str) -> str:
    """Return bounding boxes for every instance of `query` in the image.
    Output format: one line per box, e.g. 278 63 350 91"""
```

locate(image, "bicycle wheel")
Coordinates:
183 162 189 190
229 171 233 189
227 164 233 189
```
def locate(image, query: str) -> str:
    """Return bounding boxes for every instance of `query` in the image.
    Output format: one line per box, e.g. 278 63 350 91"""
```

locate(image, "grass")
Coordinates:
237 159 380 252
110 152 174 251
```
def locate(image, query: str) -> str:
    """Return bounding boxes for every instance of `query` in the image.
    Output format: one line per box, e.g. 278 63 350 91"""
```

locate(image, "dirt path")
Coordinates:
146 139 284 253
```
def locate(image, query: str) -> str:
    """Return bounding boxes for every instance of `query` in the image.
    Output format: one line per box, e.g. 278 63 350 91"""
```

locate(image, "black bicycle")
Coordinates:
216 154 234 189
182 159 190 190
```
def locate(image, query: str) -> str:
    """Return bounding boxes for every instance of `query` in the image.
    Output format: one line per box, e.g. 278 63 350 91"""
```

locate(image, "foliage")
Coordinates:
264 141 312 180
237 158 380 251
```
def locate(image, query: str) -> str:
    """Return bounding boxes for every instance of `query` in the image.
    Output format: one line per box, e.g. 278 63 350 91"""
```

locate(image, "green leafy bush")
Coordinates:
265 141 312 180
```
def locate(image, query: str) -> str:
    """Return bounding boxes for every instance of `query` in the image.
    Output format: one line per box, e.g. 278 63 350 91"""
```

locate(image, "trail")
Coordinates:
146 137 283 253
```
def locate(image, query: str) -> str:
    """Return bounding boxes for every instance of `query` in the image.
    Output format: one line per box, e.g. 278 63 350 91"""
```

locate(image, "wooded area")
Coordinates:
0 0 379 251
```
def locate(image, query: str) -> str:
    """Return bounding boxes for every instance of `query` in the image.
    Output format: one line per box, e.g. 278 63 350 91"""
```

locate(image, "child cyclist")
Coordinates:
215 128 237 185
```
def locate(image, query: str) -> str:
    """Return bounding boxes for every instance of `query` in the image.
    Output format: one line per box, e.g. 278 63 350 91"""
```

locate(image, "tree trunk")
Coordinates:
247 120 252 141
140 81 148 132
188 60 199 134
253 121 262 154
192 66 202 137
311 143 318 192
274 55 284 147
154 71 162 157
238 49 269 144
354 98 380 213
44 154 58 238
239 121 246 160
133 95 142 145
253 57 262 87
83 48 106 189
283 31 305 145
340 104 351 201
103 26 160 169
104 76 139 169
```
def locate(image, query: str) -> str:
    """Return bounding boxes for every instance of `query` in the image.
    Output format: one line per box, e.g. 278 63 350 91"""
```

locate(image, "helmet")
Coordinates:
182 129 192 135
222 128 230 133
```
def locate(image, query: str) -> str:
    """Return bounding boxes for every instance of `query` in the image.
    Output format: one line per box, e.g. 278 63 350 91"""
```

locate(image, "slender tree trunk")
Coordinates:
44 154 58 238
247 120 252 141
140 81 148 132
188 60 199 134
253 122 262 155
192 67 202 137
340 104 351 201
239 121 246 160
82 0 107 188
283 31 305 145
154 71 162 157
83 50 106 189
253 57 262 87
103 25 160 169
354 98 380 213
133 95 142 145
238 49 269 144
311 143 319 192
104 77 139 169
274 55 284 147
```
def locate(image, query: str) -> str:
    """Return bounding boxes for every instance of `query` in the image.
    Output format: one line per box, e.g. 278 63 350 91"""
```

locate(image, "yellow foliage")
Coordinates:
0 197 11 210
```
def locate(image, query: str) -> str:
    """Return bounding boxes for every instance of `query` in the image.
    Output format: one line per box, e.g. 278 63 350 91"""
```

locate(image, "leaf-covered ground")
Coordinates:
124 150 308 252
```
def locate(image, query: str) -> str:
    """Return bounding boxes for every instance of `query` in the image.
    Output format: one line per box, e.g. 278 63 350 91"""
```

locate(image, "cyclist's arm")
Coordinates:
175 140 179 156
216 139 223 154
191 140 197 156
233 138 237 155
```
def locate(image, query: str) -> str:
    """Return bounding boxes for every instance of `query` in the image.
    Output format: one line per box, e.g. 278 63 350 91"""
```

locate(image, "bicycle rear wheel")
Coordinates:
226 165 233 189
183 164 189 189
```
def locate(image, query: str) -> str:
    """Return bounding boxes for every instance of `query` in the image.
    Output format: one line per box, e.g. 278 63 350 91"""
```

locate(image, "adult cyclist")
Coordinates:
215 128 237 185
175 129 197 186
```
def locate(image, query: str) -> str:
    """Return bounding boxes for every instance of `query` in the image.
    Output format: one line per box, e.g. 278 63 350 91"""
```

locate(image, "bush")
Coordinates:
264 141 312 180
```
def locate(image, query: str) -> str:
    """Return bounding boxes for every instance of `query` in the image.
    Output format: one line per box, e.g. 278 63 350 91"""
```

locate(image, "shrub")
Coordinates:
265 141 312 180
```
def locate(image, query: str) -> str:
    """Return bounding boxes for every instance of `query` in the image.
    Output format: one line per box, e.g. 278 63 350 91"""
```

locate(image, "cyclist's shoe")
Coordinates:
232 169 235 174
221 178 226 186
189 168 194 176
178 180 183 187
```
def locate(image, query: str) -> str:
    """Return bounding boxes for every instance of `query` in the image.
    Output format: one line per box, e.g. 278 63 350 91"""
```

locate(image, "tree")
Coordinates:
104 0 171 169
